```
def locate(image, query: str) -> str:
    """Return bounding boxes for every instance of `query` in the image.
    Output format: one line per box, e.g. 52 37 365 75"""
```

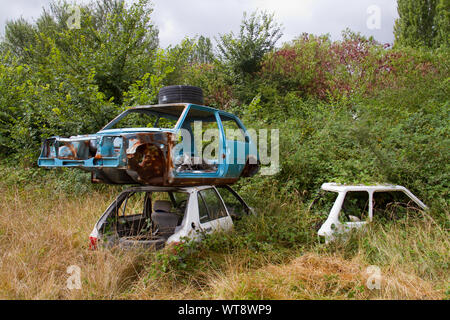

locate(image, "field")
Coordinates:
0 0 448 301
0 174 447 300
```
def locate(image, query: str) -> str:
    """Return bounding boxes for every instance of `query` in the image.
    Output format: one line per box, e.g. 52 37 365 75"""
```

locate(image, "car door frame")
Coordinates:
216 185 253 218
218 112 256 178
173 104 227 178
196 186 233 235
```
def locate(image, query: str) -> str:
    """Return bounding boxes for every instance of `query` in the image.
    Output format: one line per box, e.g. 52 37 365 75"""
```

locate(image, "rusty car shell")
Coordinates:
38 103 259 186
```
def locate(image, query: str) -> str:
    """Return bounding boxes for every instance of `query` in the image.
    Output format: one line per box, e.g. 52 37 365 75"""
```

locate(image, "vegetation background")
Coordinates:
0 0 448 299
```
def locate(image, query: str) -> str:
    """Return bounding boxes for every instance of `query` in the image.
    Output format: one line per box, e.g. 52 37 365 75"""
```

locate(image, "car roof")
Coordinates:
321 183 408 192
321 183 427 209
120 185 216 193
129 104 238 119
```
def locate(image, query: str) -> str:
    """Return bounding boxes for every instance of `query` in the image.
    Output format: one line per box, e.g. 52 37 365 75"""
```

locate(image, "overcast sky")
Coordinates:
0 0 399 47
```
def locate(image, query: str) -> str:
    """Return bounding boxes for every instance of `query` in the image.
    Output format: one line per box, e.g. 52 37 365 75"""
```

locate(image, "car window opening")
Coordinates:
373 191 422 221
173 107 221 174
216 186 249 219
101 191 188 242
340 191 369 223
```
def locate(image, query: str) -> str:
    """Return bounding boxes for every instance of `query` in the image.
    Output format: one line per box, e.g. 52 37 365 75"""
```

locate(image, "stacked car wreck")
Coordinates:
38 86 429 250
38 86 259 186
38 86 259 250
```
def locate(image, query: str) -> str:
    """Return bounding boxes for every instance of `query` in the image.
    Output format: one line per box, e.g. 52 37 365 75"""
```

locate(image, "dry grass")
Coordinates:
0 185 142 299
0 183 447 300
205 253 443 300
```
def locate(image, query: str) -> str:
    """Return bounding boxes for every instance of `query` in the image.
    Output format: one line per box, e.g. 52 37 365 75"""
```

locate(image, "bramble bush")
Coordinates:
259 30 447 102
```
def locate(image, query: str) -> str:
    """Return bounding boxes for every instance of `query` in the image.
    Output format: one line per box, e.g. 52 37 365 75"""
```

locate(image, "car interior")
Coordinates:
101 191 188 242
173 107 221 174
373 191 422 220
340 191 370 223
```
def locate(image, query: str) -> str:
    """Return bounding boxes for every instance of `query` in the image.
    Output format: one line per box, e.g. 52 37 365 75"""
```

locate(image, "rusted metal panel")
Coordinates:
125 132 175 185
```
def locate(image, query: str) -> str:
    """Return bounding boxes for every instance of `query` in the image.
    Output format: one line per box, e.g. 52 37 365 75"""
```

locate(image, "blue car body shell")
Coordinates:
38 103 259 186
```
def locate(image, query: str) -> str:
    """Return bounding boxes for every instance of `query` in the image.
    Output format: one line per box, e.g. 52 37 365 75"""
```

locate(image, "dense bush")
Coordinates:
0 0 172 162
232 32 448 207
259 30 447 101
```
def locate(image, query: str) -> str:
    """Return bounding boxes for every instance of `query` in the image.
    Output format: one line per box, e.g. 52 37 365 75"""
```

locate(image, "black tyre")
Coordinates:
158 85 204 105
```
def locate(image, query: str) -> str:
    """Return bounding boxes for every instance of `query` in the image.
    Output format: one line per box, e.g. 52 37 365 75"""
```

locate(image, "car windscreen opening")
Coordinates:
373 191 422 220
103 106 186 130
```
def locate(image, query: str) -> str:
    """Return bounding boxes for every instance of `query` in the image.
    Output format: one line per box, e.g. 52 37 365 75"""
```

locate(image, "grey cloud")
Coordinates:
0 0 398 45
0 0 51 36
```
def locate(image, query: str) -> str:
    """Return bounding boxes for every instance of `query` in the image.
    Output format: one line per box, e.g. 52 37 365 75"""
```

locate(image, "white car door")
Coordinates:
197 187 233 234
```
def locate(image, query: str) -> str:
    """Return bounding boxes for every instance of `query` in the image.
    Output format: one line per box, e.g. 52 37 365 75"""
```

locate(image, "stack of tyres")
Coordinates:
158 85 204 105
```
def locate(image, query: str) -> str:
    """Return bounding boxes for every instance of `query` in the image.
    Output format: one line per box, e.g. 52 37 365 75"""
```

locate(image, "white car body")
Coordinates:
89 185 251 250
317 183 427 243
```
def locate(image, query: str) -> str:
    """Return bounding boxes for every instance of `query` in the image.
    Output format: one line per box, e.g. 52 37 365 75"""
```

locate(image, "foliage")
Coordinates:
1 179 447 299
181 63 237 109
433 0 450 48
0 1 448 210
0 40 114 162
3 0 159 105
189 36 215 65
216 10 283 77
259 30 446 101
144 240 201 281
122 49 175 107
394 0 449 49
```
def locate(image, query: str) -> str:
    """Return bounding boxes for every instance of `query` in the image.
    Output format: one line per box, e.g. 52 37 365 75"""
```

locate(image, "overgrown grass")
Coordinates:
0 171 447 300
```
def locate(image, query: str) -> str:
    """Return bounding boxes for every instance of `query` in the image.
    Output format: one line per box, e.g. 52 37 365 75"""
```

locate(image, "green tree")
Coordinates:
394 0 448 48
190 36 215 64
3 0 159 104
0 0 168 162
162 35 215 85
433 0 450 48
216 10 283 77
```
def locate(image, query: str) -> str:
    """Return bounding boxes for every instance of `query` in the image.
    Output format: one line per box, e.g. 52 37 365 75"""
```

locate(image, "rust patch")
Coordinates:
125 132 175 185
58 142 79 160
128 144 165 183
